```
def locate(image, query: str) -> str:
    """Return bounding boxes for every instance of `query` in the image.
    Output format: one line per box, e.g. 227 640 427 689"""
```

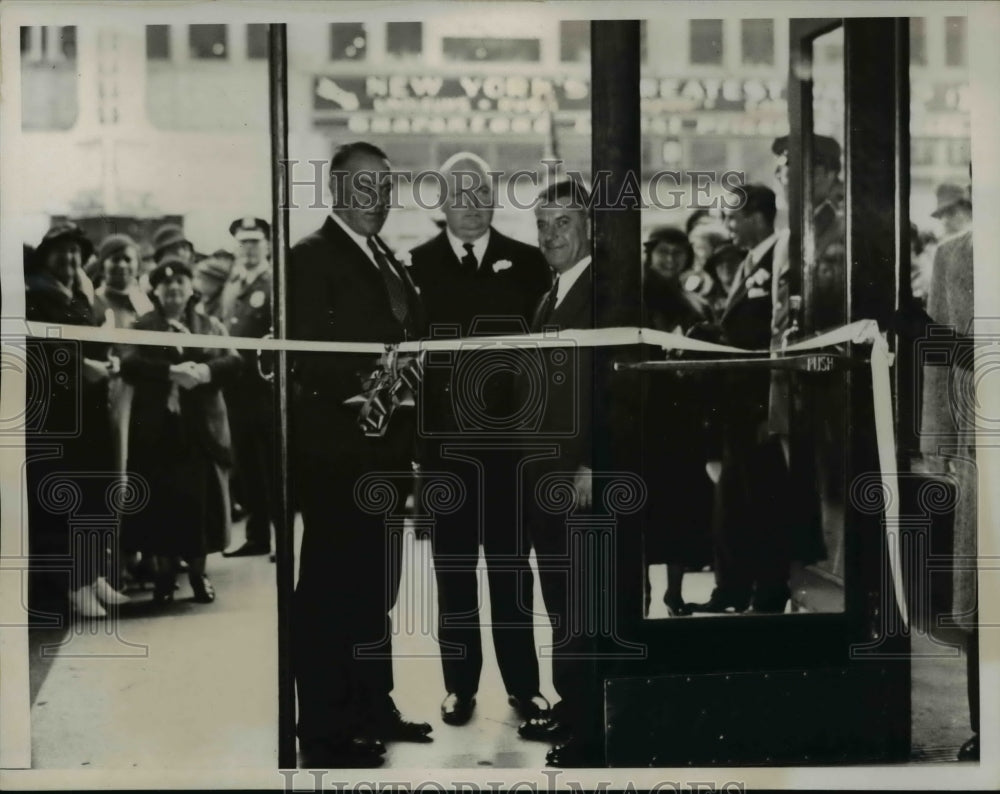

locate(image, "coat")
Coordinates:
920 228 976 629
120 302 241 555
408 227 550 439
288 216 424 469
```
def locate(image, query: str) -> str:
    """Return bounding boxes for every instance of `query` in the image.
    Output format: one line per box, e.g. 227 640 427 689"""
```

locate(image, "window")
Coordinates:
146 25 170 60
688 138 727 173
945 16 967 67
689 20 723 66
909 18 926 66
386 22 422 58
331 23 366 60
442 37 541 62
247 24 269 59
741 19 773 66
911 139 937 166
560 20 590 63
189 24 227 59
945 137 971 166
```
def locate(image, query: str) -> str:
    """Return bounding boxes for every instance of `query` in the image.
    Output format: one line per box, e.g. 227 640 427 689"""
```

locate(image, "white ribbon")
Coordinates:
11 316 906 625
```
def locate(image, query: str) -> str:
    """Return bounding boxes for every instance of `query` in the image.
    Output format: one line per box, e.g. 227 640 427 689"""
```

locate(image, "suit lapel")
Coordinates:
550 265 593 329
721 243 774 322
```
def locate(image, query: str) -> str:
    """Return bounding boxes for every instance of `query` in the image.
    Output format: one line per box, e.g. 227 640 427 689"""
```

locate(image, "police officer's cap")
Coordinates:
229 216 270 242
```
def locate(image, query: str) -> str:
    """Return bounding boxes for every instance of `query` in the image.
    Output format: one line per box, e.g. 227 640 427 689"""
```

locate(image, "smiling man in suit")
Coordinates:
408 153 551 729
515 179 600 767
289 142 432 768
693 183 793 615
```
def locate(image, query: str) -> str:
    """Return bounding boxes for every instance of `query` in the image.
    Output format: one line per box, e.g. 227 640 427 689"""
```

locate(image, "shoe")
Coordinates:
299 737 385 768
441 692 476 726
375 707 433 742
958 734 979 761
750 585 791 614
68 586 106 618
690 588 750 614
223 542 270 558
545 736 597 768
518 713 570 742
508 693 551 721
189 573 216 603
92 576 130 607
663 593 692 616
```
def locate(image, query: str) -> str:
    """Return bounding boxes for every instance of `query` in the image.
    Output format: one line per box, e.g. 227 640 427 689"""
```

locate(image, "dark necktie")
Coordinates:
460 242 478 274
366 236 410 329
536 280 560 329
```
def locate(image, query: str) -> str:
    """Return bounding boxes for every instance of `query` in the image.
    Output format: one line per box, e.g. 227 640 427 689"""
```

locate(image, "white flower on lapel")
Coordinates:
747 286 769 299
395 250 413 268
492 259 513 273
745 268 771 288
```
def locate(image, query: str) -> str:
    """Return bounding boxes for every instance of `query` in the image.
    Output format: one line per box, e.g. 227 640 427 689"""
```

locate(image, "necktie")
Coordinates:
537 280 560 328
460 242 478 273
366 236 410 328
728 251 754 300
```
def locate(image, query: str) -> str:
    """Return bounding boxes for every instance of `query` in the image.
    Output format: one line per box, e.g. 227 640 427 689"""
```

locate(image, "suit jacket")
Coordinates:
288 215 423 465
121 303 241 467
525 263 594 471
408 228 550 437
408 228 550 337
718 242 777 431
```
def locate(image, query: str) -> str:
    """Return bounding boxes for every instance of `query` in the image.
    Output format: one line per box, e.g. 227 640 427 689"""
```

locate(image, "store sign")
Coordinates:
312 74 969 138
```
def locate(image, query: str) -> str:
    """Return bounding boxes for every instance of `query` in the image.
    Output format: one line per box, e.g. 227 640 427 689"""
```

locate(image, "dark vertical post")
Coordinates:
590 20 643 737
843 16 911 761
267 22 296 770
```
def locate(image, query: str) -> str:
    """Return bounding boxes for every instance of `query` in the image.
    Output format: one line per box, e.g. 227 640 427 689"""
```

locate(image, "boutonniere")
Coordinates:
745 268 771 288
492 259 513 273
395 250 413 268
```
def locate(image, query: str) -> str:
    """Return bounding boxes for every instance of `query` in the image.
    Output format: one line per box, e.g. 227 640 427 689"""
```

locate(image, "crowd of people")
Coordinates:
22 133 974 767
24 216 275 617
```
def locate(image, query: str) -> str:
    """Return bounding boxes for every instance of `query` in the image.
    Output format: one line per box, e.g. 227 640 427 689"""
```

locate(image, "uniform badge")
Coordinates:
250 290 266 309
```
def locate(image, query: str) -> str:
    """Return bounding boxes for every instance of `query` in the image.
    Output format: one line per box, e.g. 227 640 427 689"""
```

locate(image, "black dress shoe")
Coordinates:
299 737 385 768
376 707 434 742
508 693 551 720
223 542 271 558
189 573 216 603
958 733 979 761
690 588 750 614
750 584 791 614
441 692 476 726
664 593 692 616
545 737 597 767
517 713 570 742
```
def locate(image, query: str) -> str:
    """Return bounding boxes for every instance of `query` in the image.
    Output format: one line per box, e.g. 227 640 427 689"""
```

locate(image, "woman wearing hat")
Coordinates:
24 223 127 618
641 226 714 616
121 256 241 604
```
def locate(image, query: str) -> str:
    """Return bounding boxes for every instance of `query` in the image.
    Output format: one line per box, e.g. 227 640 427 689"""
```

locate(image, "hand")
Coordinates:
705 460 722 484
107 354 121 377
82 358 111 384
169 363 200 390
574 465 593 510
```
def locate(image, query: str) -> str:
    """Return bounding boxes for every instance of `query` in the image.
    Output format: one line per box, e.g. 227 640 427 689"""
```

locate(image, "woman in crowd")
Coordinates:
641 227 714 616
701 242 747 315
24 223 126 618
121 256 241 604
92 233 157 589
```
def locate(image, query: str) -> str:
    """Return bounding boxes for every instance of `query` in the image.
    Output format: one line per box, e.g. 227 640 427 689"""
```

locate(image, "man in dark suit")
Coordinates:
407 153 551 727
693 184 793 614
514 179 599 767
289 142 432 768
221 217 275 558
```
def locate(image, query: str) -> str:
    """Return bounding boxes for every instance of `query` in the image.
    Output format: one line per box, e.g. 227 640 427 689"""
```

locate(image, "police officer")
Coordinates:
221 217 275 558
